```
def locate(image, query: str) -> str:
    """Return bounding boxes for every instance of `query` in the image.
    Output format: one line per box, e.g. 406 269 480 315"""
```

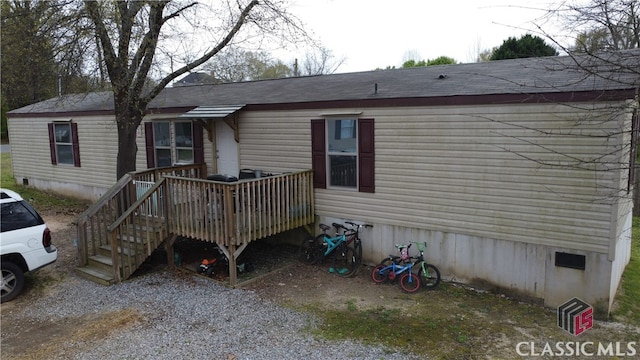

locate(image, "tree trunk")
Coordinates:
115 95 145 179
116 118 140 179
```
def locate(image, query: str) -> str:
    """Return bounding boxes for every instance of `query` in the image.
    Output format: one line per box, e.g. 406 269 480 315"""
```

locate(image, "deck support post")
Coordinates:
228 243 237 286
165 234 178 269
217 242 250 287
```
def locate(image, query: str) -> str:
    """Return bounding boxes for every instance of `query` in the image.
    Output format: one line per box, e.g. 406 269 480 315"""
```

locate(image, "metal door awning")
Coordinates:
179 105 245 119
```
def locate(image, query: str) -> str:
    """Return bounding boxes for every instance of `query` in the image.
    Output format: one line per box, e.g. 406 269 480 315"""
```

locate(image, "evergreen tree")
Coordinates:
490 34 558 60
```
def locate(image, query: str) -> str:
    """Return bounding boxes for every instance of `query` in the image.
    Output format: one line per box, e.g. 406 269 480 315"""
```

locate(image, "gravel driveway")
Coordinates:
0 211 421 360
1 269 423 360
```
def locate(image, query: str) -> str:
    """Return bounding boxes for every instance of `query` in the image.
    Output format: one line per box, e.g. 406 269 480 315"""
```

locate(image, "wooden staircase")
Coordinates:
75 219 167 285
74 167 196 285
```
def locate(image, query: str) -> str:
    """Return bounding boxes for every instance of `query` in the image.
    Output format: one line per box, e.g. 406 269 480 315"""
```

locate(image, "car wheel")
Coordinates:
1 262 25 303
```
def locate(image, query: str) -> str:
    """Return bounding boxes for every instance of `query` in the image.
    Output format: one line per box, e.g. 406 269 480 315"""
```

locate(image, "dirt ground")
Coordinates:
2 209 639 359
0 209 401 359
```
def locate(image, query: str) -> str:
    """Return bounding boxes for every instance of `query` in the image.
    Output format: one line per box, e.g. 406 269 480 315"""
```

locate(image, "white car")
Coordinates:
0 188 57 302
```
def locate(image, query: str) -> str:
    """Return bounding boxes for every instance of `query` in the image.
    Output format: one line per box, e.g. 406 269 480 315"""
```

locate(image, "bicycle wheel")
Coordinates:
332 243 358 277
418 263 441 289
345 241 362 277
371 264 389 283
298 236 323 264
376 257 398 282
399 272 421 293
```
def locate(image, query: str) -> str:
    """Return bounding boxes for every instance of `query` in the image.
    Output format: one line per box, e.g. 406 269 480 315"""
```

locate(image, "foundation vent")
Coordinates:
555 252 586 270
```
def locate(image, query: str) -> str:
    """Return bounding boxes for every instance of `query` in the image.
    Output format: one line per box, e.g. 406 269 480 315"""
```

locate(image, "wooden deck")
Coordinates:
75 164 314 285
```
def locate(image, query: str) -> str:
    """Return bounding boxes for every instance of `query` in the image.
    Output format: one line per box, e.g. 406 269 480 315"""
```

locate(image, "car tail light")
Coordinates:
42 227 52 248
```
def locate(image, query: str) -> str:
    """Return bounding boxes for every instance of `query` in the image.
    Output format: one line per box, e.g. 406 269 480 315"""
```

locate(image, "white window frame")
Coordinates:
173 121 194 165
327 118 358 189
53 122 74 165
153 120 195 167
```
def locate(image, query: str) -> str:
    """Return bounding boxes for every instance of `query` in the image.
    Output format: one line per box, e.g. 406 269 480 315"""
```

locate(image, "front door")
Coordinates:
215 121 239 177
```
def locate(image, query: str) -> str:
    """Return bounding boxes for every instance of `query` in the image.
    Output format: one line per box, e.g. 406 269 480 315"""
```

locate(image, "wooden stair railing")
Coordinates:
75 164 206 284
106 180 168 283
75 174 137 272
75 178 168 284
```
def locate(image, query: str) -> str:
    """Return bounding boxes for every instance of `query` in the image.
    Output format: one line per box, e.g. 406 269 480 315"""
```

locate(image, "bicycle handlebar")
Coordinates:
331 222 347 231
344 221 373 229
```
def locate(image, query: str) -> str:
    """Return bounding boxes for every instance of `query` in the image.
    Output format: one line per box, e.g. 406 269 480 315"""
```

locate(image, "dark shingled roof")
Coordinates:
9 49 639 116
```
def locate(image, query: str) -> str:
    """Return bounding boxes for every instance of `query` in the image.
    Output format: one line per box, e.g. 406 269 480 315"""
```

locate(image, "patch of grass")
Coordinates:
303 288 557 358
610 216 640 325
346 299 357 312
1 152 88 212
1 152 15 187
24 271 61 296
301 223 640 358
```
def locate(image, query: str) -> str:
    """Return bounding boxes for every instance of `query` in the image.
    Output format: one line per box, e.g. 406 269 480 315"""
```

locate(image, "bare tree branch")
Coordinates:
142 0 259 104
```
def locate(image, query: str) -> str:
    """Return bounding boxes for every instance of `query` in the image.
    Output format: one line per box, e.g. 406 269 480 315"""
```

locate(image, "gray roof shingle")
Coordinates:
9 49 639 115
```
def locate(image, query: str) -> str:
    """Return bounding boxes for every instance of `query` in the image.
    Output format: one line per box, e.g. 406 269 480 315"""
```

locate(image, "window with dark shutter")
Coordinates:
358 118 375 193
193 122 204 164
71 122 81 167
48 122 80 167
328 119 357 188
311 117 375 192
48 124 57 165
311 119 326 189
144 122 155 168
145 120 201 168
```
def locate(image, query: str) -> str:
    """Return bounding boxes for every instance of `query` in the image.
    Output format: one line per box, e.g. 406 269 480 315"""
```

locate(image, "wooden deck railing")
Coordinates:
164 170 314 285
76 165 314 285
133 163 207 183
165 170 315 246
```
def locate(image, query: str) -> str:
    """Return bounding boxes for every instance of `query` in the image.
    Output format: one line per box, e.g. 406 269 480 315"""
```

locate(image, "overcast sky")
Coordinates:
287 0 558 73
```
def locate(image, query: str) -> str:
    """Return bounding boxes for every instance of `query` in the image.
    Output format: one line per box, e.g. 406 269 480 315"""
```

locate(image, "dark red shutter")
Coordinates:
48 123 57 165
311 119 326 189
144 122 155 168
71 122 81 167
193 121 204 164
358 118 375 193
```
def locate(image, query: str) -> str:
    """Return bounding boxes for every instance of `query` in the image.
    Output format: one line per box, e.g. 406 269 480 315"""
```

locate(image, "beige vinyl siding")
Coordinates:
8 115 119 191
9 113 210 196
357 103 620 253
239 110 313 172
239 102 629 254
609 108 634 259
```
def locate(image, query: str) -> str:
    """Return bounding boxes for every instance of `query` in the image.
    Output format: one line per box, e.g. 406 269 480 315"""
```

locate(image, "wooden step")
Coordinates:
88 254 115 273
97 243 152 258
75 265 114 286
117 233 159 246
78 216 167 285
97 240 148 257
125 223 164 233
